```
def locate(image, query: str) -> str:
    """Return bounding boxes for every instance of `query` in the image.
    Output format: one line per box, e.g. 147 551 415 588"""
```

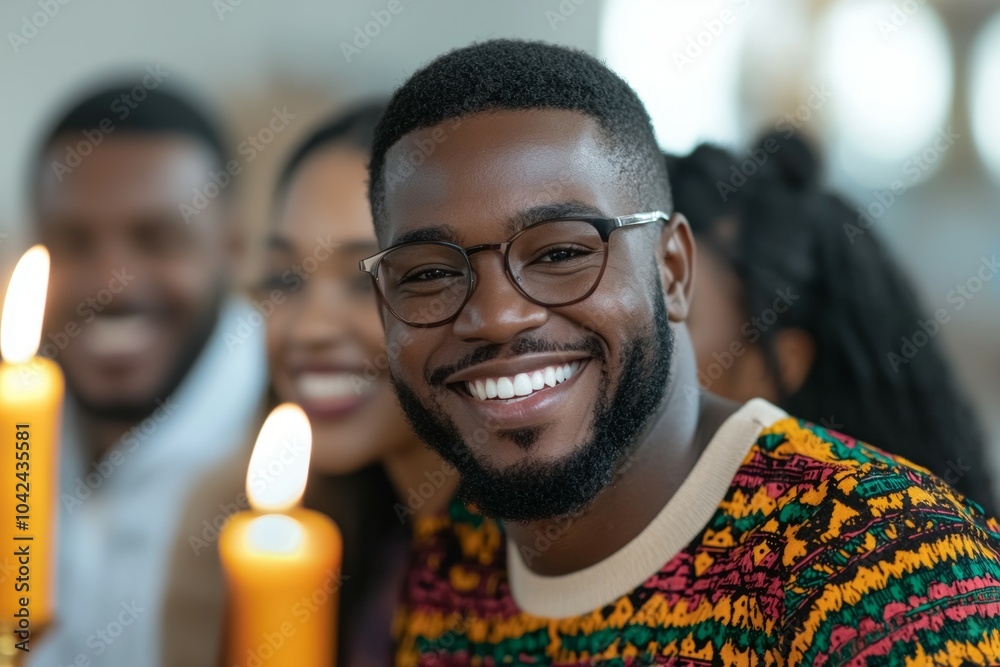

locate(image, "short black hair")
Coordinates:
275 100 386 197
368 39 670 237
33 80 228 199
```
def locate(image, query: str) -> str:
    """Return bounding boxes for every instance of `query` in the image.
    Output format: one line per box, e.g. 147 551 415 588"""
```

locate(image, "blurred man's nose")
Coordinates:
73 237 148 306
289 278 353 348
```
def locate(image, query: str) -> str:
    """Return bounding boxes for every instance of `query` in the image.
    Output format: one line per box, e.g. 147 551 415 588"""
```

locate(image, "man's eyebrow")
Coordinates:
391 225 456 246
330 239 378 254
507 201 607 235
388 203 605 247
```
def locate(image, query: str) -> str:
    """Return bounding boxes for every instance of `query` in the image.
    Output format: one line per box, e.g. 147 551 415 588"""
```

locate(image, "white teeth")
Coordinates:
463 361 586 401
530 371 545 390
299 373 362 400
82 315 155 356
496 377 515 399
513 373 533 396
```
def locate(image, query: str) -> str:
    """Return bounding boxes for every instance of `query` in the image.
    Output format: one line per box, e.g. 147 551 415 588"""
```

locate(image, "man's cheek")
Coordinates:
387 339 420 387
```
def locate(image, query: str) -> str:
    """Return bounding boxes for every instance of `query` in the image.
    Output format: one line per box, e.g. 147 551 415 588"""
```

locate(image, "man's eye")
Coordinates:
402 267 460 283
537 246 591 263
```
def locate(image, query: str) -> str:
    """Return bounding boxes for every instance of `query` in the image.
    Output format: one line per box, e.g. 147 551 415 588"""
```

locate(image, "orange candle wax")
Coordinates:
0 246 64 653
219 404 342 667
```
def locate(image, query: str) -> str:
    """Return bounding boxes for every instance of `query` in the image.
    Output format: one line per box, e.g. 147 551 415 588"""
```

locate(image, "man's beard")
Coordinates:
391 287 675 523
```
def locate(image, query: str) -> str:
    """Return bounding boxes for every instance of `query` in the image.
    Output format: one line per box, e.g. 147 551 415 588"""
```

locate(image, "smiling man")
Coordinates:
367 41 1000 666
27 82 266 667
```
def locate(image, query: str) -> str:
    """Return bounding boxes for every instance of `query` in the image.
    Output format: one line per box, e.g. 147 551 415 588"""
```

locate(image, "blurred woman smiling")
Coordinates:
163 103 454 667
262 102 455 666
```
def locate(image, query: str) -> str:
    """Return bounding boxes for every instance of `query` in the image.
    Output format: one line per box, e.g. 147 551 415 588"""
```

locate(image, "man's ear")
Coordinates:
657 213 696 323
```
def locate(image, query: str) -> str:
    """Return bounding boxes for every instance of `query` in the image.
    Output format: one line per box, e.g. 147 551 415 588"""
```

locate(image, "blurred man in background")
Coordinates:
26 81 266 667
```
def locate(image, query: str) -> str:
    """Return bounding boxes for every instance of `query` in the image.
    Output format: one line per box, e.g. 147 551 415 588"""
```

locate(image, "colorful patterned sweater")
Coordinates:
394 400 1000 666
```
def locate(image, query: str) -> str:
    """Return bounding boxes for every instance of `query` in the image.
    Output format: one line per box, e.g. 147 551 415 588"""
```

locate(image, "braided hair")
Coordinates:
667 132 996 512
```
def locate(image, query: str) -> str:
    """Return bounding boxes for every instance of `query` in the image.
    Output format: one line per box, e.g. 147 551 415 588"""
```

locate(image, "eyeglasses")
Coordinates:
358 211 671 327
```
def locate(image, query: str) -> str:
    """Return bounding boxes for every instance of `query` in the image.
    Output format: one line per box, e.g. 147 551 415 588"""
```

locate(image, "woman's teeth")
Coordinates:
465 361 581 401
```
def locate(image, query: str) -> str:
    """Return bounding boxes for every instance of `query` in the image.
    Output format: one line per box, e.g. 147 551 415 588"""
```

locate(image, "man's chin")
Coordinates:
448 441 614 523
65 371 174 422
72 392 164 422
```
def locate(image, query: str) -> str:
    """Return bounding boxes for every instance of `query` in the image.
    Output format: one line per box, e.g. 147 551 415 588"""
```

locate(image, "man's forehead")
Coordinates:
37 135 215 212
381 109 626 244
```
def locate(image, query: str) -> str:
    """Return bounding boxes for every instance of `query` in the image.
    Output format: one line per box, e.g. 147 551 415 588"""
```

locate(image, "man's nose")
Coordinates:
450 252 548 343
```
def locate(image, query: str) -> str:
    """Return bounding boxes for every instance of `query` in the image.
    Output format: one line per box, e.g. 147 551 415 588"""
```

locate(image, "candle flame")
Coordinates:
1 245 50 363
246 403 312 512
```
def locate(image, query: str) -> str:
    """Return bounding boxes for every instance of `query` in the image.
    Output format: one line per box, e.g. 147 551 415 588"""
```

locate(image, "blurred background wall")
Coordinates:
1 0 997 465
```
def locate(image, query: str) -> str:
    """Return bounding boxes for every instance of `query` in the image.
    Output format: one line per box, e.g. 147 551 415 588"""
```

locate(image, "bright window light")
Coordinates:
817 0 953 187
970 12 1000 183
599 0 748 154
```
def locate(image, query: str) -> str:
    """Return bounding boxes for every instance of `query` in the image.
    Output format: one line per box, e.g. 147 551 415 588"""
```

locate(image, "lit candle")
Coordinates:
0 246 64 659
219 403 342 667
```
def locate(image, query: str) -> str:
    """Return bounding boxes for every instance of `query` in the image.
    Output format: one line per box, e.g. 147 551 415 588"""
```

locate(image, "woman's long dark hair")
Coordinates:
667 132 996 513
271 101 405 664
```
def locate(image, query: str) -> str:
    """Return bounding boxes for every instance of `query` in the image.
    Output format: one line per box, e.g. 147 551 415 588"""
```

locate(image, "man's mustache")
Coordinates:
427 334 606 387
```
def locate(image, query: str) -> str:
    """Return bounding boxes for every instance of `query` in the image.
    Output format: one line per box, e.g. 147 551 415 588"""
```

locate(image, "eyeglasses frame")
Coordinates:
358 210 673 327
